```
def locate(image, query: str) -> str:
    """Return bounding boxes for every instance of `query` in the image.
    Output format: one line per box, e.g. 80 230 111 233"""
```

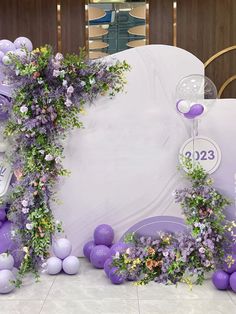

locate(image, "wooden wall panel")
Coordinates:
61 0 85 54
0 0 58 51
177 0 236 97
149 0 173 45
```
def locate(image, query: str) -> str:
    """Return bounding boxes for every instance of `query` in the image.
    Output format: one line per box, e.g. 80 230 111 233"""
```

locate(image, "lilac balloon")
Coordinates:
0 270 15 294
223 254 236 274
0 253 14 270
14 37 33 52
90 245 110 269
110 242 129 257
229 272 236 292
0 94 10 121
52 238 72 260
109 267 125 284
46 257 62 275
83 240 96 261
62 256 80 275
0 207 6 222
11 267 19 277
0 51 4 63
94 224 114 246
184 103 204 119
212 270 230 290
104 257 113 277
0 40 15 54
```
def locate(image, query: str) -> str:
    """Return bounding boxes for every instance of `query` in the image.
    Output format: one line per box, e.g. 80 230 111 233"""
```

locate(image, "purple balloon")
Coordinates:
229 272 236 292
94 224 114 246
212 270 230 290
14 37 33 52
90 245 110 269
62 256 80 275
223 254 236 274
0 40 15 54
0 208 6 222
104 257 113 277
52 238 72 260
0 51 4 63
109 267 125 284
46 256 62 275
110 242 129 257
0 253 14 270
0 269 15 294
83 240 96 261
184 103 204 119
0 94 10 121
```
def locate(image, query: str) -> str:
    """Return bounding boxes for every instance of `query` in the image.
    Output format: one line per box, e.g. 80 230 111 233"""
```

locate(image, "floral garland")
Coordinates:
113 160 235 286
2 46 130 282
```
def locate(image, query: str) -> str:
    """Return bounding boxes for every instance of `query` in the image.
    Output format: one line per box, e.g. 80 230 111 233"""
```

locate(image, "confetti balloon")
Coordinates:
52 238 72 260
46 257 62 275
212 270 229 290
0 269 15 294
94 224 114 246
83 240 96 261
62 256 80 275
14 37 33 52
0 253 14 270
109 267 125 285
90 245 110 269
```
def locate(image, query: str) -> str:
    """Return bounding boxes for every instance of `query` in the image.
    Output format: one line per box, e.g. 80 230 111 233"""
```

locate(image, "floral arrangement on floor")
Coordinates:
113 159 235 286
2 45 130 283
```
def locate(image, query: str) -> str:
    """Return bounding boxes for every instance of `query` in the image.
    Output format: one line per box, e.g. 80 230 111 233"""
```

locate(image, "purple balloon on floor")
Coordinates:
109 267 125 285
53 238 72 260
229 272 236 292
0 253 14 270
94 224 114 246
83 240 96 261
223 254 236 274
0 269 15 294
90 245 110 269
104 257 113 277
46 257 62 275
212 270 229 290
62 256 80 275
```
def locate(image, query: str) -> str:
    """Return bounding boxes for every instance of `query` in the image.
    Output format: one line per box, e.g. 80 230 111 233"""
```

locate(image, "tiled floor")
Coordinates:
1 258 236 314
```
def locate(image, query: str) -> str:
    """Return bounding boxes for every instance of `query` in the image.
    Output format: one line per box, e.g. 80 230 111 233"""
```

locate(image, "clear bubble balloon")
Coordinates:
175 74 217 119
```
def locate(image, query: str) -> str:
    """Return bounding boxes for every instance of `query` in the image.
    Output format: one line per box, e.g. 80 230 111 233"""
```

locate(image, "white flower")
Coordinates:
20 105 28 113
45 154 54 161
55 157 61 164
81 81 86 87
60 70 65 78
62 80 68 87
67 85 74 94
89 77 95 85
55 52 63 61
22 207 29 214
26 223 33 230
53 69 60 77
65 98 72 107
115 252 120 259
11 230 16 237
21 200 28 207
39 149 45 155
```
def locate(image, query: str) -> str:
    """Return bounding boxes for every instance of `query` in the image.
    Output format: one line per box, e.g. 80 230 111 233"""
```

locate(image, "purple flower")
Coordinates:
22 207 30 214
65 98 72 107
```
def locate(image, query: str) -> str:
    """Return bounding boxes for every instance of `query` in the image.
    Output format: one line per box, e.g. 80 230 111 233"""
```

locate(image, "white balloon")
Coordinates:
2 55 11 65
177 100 190 113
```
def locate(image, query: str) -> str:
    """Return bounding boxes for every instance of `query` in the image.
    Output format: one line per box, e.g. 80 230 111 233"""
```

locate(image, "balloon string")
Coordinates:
192 119 198 169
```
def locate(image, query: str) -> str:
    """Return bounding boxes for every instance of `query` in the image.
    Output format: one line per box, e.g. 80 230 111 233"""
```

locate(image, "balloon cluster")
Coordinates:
212 252 236 292
0 37 33 66
83 224 130 284
45 238 79 275
0 253 19 294
175 74 217 120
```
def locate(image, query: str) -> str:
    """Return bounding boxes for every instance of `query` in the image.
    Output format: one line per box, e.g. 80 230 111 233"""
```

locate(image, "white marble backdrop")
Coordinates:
52 45 204 256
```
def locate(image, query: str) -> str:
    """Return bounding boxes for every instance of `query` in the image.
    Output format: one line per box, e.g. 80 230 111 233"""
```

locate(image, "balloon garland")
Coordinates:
0 38 130 285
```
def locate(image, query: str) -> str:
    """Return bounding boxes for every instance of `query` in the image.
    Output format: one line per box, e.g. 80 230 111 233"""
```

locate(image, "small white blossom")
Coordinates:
55 157 61 164
65 98 72 107
67 85 74 94
89 77 95 85
53 69 60 77
45 154 54 161
22 207 29 214
26 223 33 230
55 52 63 61
11 230 16 237
39 149 45 155
62 80 68 87
20 105 28 113
21 200 28 207
60 70 65 78
115 252 120 258
81 81 86 87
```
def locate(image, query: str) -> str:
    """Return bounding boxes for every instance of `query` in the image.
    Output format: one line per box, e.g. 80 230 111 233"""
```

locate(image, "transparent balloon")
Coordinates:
175 74 217 120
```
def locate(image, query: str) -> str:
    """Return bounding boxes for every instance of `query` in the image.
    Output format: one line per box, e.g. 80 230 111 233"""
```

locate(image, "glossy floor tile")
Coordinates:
0 258 235 314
